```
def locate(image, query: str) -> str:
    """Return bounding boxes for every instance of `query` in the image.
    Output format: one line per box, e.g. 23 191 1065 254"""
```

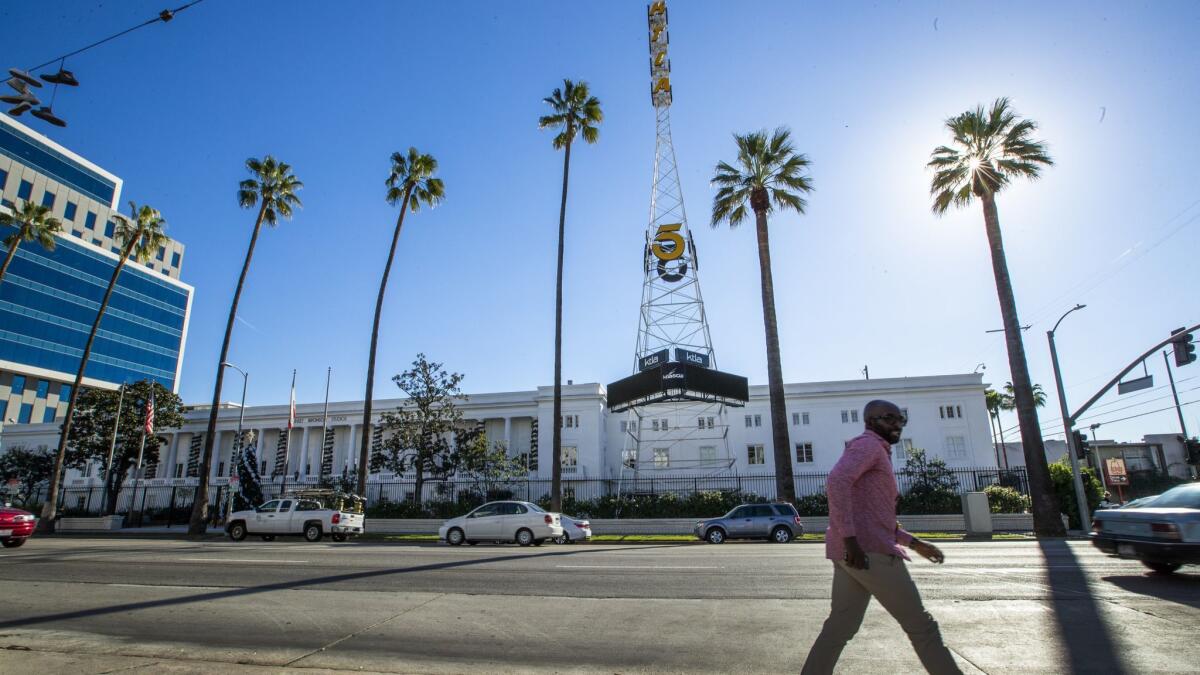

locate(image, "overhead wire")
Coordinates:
23 0 207 72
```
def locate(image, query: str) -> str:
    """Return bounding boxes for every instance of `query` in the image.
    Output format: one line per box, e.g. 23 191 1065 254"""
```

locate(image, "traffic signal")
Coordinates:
1186 439 1200 465
1171 328 1196 367
1072 430 1089 460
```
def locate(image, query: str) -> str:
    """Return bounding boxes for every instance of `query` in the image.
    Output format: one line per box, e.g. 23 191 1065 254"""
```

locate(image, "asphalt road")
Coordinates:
0 536 1197 674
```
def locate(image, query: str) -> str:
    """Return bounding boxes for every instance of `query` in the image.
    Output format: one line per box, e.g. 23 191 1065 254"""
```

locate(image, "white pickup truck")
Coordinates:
227 496 365 542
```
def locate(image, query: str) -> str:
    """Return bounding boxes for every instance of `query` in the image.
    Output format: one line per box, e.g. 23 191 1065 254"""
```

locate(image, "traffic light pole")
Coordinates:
1163 350 1189 438
1048 305 1090 531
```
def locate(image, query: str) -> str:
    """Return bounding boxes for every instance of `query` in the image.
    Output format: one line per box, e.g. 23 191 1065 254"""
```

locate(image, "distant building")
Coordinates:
0 115 193 424
996 433 1196 481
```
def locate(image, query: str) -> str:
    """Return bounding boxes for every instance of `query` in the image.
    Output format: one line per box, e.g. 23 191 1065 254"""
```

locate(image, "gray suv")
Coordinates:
695 502 804 544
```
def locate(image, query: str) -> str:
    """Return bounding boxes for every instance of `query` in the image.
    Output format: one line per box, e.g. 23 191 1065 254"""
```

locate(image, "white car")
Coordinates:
227 497 365 542
439 501 562 547
554 514 592 544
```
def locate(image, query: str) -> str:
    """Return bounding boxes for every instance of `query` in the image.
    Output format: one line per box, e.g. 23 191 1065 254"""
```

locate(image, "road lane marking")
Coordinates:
177 557 309 564
107 583 224 590
555 565 724 569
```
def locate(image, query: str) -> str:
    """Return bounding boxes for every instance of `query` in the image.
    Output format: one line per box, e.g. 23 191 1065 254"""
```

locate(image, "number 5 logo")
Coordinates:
652 223 685 261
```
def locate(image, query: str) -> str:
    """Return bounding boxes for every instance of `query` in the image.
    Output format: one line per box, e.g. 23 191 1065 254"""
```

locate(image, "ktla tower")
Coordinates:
608 1 749 479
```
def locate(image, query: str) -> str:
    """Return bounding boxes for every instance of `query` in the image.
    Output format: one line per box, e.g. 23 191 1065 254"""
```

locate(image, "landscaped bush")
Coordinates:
983 484 1030 514
536 489 766 519
793 492 829 516
896 448 962 514
1048 459 1103 529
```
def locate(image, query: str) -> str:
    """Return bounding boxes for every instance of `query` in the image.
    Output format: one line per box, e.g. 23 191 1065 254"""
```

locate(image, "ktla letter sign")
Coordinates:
648 2 671 107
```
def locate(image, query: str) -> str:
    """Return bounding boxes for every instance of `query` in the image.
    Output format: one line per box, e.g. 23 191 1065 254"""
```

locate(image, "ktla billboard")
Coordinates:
608 361 748 412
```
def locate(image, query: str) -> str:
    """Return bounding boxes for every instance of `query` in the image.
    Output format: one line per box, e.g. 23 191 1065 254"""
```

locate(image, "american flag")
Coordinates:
144 389 155 435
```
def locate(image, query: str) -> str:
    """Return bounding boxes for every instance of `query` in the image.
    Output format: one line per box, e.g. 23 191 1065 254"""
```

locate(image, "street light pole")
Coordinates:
1048 304 1091 531
221 362 248 521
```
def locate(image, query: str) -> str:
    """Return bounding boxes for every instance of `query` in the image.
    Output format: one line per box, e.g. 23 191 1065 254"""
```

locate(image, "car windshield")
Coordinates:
1144 484 1200 509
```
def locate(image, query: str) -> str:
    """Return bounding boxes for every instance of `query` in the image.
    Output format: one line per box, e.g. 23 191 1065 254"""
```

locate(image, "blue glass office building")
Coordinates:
0 116 192 425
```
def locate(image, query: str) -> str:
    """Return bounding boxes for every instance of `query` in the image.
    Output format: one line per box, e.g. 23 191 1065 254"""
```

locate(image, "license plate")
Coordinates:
0 530 11 536
1117 543 1137 557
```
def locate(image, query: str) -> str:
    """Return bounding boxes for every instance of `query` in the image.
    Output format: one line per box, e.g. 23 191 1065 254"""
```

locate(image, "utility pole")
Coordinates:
1163 350 1190 438
1048 304 1090 532
862 365 869 380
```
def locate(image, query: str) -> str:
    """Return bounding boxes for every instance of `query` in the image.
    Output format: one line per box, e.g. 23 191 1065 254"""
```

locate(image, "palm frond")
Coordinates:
539 78 603 151
711 127 813 228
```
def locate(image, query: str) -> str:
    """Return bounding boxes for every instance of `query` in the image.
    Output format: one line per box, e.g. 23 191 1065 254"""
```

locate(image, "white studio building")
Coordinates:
2 373 997 497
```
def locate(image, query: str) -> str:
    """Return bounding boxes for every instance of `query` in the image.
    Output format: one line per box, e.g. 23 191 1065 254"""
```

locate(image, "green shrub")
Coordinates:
794 492 829 516
896 448 962 514
1048 460 1103 529
983 484 1030 514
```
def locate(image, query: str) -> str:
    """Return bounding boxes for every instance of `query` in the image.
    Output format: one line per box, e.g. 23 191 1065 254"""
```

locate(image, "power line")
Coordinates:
1041 398 1199 436
24 1 207 72
999 376 1199 435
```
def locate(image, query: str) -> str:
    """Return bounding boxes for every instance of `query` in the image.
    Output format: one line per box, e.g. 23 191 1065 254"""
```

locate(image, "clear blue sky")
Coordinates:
6 1 1199 446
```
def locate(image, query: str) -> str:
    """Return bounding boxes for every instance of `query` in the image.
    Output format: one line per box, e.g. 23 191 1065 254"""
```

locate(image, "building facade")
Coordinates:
0 115 193 425
2 373 996 493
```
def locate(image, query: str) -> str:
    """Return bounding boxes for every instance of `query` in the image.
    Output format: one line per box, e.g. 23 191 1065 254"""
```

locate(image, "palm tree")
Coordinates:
711 128 813 503
985 388 1011 468
538 79 602 511
928 97 1059 535
1004 381 1046 407
0 200 62 285
41 203 168 531
356 148 444 496
189 156 302 535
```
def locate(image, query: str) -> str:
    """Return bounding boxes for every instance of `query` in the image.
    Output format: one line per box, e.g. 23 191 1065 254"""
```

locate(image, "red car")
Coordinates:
0 505 36 548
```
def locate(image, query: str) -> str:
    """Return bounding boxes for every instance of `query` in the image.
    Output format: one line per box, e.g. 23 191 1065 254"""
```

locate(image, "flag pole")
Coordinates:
102 382 125 514
282 369 296 495
319 366 331 482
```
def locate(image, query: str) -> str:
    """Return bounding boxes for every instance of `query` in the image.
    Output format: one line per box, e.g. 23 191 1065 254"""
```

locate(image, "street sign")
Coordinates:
1117 375 1153 394
1104 458 1128 486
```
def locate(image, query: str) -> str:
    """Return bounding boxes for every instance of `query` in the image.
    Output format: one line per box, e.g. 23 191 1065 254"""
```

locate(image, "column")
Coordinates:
350 424 361 476
504 417 513 453
164 432 180 478
300 426 312 478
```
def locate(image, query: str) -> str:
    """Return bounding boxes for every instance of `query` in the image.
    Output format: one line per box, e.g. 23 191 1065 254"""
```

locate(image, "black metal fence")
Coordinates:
36 466 1028 527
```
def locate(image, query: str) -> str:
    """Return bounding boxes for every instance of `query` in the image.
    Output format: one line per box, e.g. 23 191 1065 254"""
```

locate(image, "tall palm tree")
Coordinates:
538 78 602 511
710 128 813 503
41 203 168 531
928 97 1060 535
356 148 444 496
985 387 1011 468
189 156 302 535
0 201 62 285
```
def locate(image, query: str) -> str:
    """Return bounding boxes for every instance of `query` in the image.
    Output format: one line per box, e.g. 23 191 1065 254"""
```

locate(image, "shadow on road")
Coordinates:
1039 540 1128 675
0 545 631 630
1102 571 1200 610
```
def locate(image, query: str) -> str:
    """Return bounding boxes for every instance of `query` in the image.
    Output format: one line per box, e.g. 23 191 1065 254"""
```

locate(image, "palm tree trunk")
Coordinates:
551 138 573 512
988 411 1001 467
41 237 140 532
357 186 415 496
189 203 268 535
750 197 795 503
0 240 20 285
980 193 1062 536
996 413 1011 470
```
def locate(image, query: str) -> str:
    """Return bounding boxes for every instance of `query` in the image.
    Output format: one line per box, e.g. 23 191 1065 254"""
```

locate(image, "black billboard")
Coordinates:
607 362 748 411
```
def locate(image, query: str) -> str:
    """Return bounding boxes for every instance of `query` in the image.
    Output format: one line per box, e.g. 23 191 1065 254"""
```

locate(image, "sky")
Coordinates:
4 1 1199 447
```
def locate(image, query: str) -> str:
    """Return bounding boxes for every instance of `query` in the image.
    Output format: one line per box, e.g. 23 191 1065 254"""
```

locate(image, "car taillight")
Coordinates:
1150 522 1181 540
794 516 803 526
331 513 341 525
544 515 553 524
579 521 590 528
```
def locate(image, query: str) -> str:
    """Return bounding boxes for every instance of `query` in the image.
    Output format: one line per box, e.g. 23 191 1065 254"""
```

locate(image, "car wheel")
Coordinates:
706 527 726 544
260 535 275 542
303 523 322 542
771 526 793 544
331 533 348 542
1142 560 1182 575
554 533 570 544
228 522 247 542
447 528 465 546
516 528 534 547
1 538 26 548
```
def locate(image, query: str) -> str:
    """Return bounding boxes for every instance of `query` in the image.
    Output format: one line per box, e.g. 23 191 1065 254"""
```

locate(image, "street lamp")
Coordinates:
1048 304 1091 531
221 362 248 521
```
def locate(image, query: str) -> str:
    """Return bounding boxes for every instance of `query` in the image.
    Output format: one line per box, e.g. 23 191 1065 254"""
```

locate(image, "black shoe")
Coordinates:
8 68 42 88
31 106 66 127
0 91 39 106
6 102 31 117
41 69 79 87
4 77 30 94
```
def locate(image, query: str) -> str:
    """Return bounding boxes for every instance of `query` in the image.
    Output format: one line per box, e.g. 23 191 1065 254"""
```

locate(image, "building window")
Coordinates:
175 464 184 478
64 201 77 221
261 460 268 474
10 375 26 396
841 410 849 423
41 191 55 209
745 415 753 428
560 414 579 429
104 219 116 238
700 445 717 463
754 414 762 427
156 246 165 261
945 436 967 460
940 405 963 420
747 444 765 465
697 416 714 429
43 406 57 423
895 438 913 463
217 461 225 476
17 180 32 200
18 403 33 424
660 418 668 431
35 379 49 399
85 211 97 230
561 445 577 472
795 442 814 463
0 168 7 191
792 412 810 425
0 400 7 421
620 420 628 433
653 447 669 468
622 448 636 469
59 383 71 404
171 251 181 267
651 419 660 431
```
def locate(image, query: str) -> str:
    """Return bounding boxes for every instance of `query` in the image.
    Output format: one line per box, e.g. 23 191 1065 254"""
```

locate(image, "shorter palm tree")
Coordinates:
985 388 1012 468
42 203 169 530
0 201 63 285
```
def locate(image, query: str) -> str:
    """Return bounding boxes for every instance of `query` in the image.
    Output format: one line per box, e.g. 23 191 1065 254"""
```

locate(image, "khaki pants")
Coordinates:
801 556 961 675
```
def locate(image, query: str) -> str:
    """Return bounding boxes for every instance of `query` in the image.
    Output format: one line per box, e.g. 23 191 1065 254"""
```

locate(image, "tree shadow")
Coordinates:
1038 540 1129 674
1102 571 1200 611
0 544 655 630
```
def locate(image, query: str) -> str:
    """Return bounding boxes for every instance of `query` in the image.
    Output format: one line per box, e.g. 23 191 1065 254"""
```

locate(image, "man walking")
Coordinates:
801 399 962 675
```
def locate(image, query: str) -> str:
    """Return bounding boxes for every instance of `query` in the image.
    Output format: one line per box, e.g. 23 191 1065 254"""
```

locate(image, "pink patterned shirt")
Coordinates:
825 429 913 562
